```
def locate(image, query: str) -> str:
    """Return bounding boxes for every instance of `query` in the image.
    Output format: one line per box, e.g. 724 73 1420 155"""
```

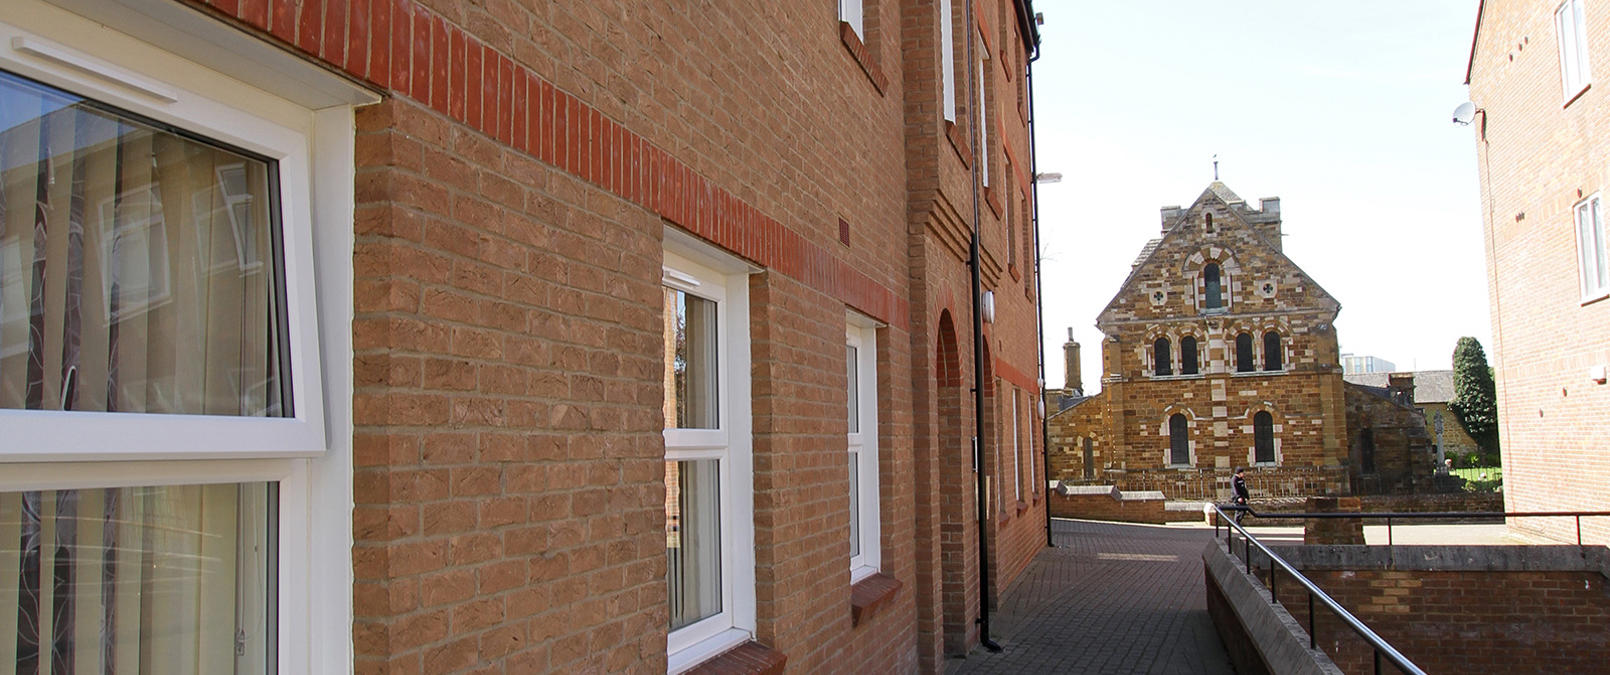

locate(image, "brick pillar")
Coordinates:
1303 496 1364 545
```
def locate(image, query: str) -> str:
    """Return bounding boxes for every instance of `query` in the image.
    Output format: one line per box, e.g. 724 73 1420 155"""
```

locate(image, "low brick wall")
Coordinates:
1268 546 1610 674
1048 484 1168 524
1060 466 1349 502
1356 491 1504 514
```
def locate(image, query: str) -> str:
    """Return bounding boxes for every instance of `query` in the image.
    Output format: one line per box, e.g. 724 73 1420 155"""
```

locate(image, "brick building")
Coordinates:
0 0 1043 673
1465 0 1610 545
1047 184 1434 501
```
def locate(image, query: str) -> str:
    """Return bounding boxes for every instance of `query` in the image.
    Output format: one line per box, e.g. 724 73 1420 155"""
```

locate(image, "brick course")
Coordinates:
165 0 1045 672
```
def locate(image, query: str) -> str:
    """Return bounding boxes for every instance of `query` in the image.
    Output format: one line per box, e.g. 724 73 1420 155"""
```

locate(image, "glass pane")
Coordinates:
663 287 718 429
848 451 860 558
0 482 275 673
0 70 286 417
846 344 859 433
1594 200 1608 292
666 460 720 631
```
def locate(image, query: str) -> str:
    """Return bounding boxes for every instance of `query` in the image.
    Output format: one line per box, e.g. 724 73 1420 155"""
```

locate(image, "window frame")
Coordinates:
1234 332 1255 373
977 28 990 188
1253 411 1276 465
846 315 880 583
1262 331 1284 372
940 0 957 122
1575 193 1608 301
0 3 370 671
841 0 865 38
1152 337 1173 376
662 242 756 673
1203 263 1225 311
1167 413 1191 467
1180 335 1200 375
1556 0 1593 101
0 19 327 462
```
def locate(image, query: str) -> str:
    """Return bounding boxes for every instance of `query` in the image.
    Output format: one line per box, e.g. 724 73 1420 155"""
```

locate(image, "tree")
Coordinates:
1448 337 1500 460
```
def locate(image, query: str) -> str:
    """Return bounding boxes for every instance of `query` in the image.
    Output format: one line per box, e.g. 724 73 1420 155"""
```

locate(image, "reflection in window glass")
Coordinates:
1254 411 1275 463
0 482 275 673
666 460 721 630
1169 413 1189 465
846 345 859 433
0 69 285 417
1204 263 1222 309
848 454 860 558
663 287 718 429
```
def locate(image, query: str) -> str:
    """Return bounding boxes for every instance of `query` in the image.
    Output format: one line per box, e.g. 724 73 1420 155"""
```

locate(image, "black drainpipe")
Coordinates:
1023 14 1051 549
964 0 1004 654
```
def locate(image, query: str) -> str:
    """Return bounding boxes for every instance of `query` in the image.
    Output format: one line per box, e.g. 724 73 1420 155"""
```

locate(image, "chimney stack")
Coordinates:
1064 328 1083 396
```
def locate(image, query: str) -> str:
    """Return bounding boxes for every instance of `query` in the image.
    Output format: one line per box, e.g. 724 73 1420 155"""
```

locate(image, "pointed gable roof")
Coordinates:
1097 182 1339 328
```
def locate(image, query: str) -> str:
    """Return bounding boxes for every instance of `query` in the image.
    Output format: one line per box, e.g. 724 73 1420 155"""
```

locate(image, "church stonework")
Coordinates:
1049 183 1432 501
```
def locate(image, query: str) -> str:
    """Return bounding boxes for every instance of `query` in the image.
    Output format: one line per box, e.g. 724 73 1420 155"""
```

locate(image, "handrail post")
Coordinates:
1374 648 1381 675
1307 592 1315 649
1577 515 1582 546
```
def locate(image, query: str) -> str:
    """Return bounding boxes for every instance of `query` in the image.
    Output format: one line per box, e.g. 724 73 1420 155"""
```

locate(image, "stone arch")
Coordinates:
1184 248 1243 313
1159 404 1199 467
1238 403 1286 466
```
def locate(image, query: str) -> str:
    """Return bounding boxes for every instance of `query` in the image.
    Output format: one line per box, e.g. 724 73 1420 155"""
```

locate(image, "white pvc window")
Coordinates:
0 21 326 462
977 31 989 187
941 0 956 122
847 317 880 582
1556 0 1593 99
663 244 755 673
1010 389 1020 502
1577 194 1608 299
841 0 865 39
0 3 370 672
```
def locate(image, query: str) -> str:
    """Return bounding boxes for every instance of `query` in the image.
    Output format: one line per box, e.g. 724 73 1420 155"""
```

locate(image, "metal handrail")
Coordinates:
1211 505 1426 675
1233 508 1610 546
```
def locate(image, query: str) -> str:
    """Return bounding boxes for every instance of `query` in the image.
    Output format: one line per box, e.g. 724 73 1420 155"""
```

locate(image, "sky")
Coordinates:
1031 0 1490 392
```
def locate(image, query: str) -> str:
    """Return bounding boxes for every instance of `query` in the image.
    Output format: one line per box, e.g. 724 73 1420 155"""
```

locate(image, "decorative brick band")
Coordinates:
190 0 910 330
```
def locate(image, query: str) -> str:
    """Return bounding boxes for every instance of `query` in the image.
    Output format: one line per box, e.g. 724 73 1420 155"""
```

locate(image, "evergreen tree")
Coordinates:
1449 336 1500 459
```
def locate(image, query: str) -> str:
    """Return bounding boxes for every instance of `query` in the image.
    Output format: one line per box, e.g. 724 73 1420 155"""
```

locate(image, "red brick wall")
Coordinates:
1468 0 1610 544
1276 570 1610 674
175 0 1041 672
169 0 1036 670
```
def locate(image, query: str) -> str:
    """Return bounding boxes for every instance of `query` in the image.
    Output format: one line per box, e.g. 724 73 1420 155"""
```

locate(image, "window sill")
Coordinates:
1580 290 1610 307
850 573 902 627
1200 307 1228 315
1008 263 1022 281
1564 82 1591 109
945 121 971 168
838 22 888 94
1148 373 1203 381
683 640 787 675
1015 499 1029 515
984 185 1002 217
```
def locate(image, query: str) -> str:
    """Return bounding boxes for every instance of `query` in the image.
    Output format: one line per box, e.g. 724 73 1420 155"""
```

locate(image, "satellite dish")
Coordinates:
1452 101 1478 126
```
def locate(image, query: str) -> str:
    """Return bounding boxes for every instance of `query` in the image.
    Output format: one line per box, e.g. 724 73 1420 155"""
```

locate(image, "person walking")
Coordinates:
1231 467 1250 524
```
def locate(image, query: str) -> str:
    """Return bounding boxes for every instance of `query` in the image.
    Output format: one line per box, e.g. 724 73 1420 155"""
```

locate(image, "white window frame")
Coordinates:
0 14 327 462
663 239 756 674
977 31 989 187
1576 194 1608 301
1556 0 1593 100
841 0 865 39
0 2 372 671
846 315 880 583
941 0 956 122
1010 389 1020 502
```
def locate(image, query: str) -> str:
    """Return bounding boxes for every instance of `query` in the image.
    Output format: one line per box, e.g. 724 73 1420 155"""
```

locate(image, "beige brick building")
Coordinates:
1466 0 1610 544
1047 184 1434 500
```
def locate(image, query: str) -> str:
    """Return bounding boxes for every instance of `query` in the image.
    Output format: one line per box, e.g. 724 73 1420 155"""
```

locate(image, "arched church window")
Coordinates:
1263 331 1283 371
1169 414 1189 465
1235 333 1254 372
1204 263 1223 309
1180 336 1199 375
1154 338 1172 376
1254 411 1275 464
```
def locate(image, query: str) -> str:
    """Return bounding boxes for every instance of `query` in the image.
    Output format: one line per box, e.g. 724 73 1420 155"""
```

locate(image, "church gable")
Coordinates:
1098 182 1339 329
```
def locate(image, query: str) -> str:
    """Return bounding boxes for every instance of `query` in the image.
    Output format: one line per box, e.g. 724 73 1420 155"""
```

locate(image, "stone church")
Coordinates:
1047 183 1433 500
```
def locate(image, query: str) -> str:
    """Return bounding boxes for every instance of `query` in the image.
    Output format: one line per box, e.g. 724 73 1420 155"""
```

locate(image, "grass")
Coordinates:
1451 466 1502 492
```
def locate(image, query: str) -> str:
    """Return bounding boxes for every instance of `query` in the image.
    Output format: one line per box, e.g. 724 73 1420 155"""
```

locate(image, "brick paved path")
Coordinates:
947 519 1237 674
